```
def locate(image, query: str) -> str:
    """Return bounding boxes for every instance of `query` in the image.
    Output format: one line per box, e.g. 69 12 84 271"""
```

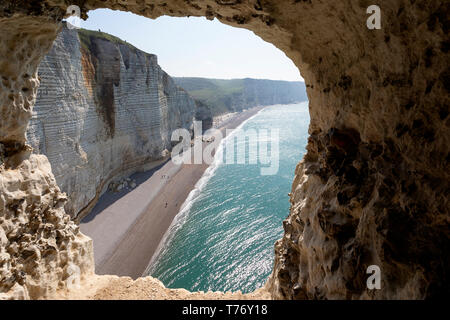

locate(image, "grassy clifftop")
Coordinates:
77 27 138 53
174 77 307 116
174 78 246 115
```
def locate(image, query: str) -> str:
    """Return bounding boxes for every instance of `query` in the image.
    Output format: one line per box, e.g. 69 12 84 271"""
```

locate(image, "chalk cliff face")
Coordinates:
0 0 449 300
26 26 197 219
241 78 307 108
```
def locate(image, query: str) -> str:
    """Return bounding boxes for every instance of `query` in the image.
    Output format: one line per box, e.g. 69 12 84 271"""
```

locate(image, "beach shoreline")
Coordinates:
80 106 265 278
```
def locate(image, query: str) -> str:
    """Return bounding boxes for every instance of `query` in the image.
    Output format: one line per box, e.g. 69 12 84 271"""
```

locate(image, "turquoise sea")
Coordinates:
147 102 310 293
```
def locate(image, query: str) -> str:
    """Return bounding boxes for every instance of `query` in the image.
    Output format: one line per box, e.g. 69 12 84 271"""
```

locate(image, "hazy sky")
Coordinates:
78 9 303 81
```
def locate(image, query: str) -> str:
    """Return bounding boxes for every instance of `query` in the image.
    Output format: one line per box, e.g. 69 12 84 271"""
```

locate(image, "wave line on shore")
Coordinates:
143 108 266 276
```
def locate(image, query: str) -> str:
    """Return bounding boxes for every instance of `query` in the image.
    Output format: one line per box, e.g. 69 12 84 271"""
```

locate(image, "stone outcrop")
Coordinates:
0 152 94 299
0 0 449 300
26 25 197 220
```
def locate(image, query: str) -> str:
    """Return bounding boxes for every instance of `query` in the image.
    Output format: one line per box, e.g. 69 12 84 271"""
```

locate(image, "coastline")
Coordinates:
144 106 266 277
80 106 265 278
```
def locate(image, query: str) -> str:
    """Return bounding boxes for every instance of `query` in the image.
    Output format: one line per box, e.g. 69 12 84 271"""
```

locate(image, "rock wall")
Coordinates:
0 15 95 300
0 153 94 299
26 25 197 219
0 0 449 300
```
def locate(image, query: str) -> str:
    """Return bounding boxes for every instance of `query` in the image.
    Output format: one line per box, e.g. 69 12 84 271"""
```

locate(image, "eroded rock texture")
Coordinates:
0 14 94 299
0 0 449 299
26 25 197 219
0 153 94 299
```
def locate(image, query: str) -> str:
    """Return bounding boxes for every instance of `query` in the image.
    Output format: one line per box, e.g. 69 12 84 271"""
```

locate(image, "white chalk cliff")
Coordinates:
26 26 197 220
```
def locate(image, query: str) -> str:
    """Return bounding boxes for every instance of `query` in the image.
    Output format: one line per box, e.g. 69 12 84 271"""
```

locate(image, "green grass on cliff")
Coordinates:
174 78 246 115
77 28 138 52
174 77 307 117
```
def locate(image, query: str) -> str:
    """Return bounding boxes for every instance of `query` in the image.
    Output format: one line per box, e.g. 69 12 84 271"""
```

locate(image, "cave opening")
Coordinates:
0 1 448 300
34 9 310 294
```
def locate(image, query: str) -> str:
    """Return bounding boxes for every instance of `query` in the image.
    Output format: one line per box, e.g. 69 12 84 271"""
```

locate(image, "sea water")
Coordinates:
147 102 310 293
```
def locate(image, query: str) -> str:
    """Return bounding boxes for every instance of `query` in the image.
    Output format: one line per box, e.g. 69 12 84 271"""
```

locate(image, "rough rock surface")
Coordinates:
27 26 197 219
0 153 94 299
194 99 213 131
54 274 270 300
0 0 449 300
